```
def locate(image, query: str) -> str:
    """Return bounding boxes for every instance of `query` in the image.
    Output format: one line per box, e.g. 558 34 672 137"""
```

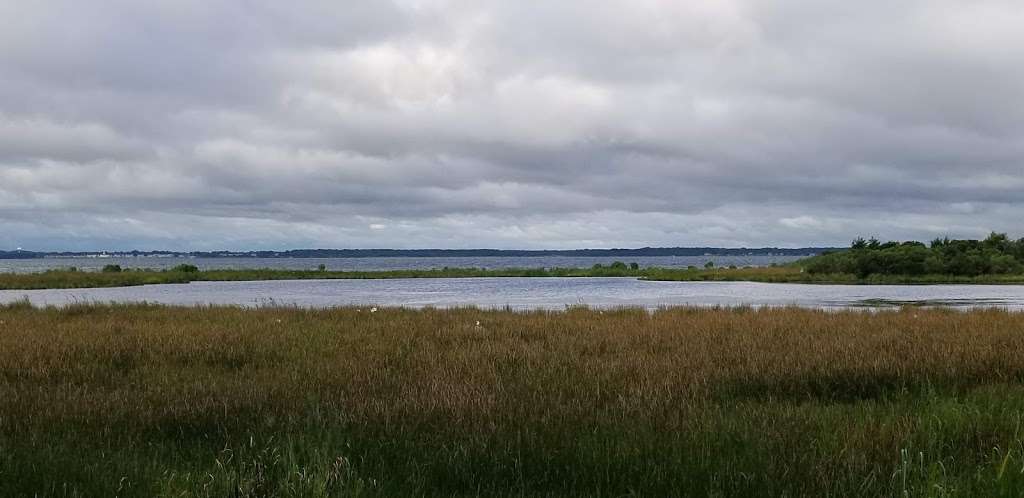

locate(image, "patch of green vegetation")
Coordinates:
0 263 654 290
4 305 1024 496
7 262 1024 290
803 232 1024 278
652 233 1024 284
643 266 1024 285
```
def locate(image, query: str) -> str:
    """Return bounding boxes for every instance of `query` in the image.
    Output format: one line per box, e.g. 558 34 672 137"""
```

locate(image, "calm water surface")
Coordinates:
2 277 1024 310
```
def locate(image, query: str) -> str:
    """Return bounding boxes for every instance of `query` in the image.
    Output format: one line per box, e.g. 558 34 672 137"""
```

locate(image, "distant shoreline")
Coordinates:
0 247 836 260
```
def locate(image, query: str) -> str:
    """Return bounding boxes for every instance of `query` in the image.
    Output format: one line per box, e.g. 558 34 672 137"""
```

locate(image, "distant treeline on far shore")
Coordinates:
0 247 836 259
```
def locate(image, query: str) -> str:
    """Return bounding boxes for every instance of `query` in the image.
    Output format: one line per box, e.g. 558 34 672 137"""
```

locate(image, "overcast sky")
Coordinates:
2 0 1023 250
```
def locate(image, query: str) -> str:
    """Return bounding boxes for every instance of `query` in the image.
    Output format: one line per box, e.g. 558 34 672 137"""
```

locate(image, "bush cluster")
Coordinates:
806 232 1024 277
590 261 641 273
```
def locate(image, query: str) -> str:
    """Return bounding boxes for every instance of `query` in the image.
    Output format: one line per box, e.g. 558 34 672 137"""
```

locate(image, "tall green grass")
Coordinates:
3 304 1024 496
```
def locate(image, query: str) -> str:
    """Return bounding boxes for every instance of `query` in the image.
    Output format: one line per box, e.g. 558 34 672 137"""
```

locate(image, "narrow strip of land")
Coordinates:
9 262 1024 288
6 264 1024 290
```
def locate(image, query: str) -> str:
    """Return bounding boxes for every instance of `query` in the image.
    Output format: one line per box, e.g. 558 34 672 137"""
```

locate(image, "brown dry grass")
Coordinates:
3 303 1024 496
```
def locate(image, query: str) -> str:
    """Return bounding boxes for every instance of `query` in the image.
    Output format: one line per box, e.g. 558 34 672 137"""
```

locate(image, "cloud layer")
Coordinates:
2 0 1023 250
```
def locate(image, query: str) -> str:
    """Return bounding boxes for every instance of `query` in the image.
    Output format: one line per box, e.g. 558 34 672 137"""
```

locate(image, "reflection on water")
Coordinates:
3 278 1024 310
841 298 1021 308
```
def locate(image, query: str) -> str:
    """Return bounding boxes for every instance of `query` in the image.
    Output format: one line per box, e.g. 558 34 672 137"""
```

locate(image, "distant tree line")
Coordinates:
0 247 835 259
805 233 1024 277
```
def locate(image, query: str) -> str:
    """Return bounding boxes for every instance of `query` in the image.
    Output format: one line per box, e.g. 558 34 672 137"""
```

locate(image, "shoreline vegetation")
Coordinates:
0 264 812 290
4 303 1024 496
6 264 1024 291
5 233 1024 289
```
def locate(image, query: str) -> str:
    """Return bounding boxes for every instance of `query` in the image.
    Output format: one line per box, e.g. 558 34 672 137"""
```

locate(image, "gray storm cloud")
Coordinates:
1 0 1023 250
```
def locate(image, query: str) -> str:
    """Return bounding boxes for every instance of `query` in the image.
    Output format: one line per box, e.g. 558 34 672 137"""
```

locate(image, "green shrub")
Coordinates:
804 232 1024 277
170 264 199 273
101 264 122 273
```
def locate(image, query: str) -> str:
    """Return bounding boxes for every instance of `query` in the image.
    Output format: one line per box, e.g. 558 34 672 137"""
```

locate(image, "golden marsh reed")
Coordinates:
3 303 1024 496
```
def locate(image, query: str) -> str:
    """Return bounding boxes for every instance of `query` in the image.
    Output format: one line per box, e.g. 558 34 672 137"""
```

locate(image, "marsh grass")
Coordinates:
7 264 1024 291
0 266 646 290
4 305 1024 496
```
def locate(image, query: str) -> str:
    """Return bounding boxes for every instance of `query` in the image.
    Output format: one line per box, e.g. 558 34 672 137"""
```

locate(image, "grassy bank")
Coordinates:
0 266 647 290
644 266 1024 284
9 264 1024 290
4 304 1024 496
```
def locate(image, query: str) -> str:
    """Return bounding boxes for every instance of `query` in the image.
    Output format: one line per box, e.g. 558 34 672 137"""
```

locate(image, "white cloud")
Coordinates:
2 0 1024 250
